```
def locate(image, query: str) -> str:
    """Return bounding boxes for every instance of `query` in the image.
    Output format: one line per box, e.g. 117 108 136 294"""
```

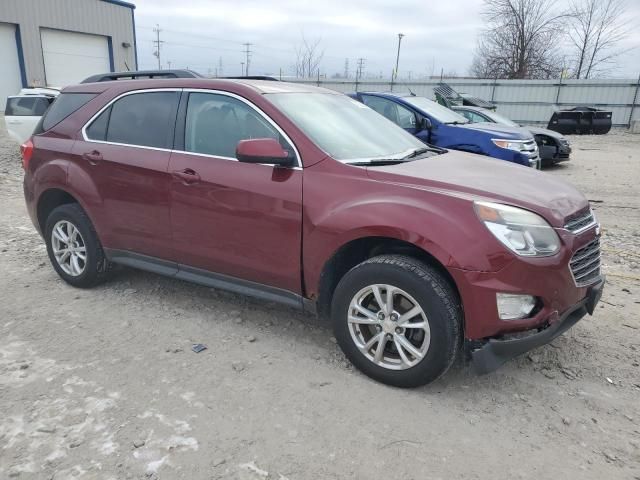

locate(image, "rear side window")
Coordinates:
42 93 97 131
85 91 179 149
5 96 53 116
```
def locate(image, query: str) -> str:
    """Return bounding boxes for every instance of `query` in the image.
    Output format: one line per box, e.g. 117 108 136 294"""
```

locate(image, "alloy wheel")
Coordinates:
347 284 431 370
51 220 87 277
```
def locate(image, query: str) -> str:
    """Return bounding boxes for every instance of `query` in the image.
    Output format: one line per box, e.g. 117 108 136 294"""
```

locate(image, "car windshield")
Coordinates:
266 93 426 162
484 110 519 127
402 96 469 124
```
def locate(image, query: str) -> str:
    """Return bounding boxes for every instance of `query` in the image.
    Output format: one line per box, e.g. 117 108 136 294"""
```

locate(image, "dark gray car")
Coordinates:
452 106 571 167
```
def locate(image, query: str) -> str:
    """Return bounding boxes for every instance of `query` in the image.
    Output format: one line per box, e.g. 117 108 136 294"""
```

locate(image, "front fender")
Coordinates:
302 175 512 296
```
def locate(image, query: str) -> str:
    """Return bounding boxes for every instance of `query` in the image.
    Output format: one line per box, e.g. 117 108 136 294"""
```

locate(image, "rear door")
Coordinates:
72 89 180 261
4 96 53 143
168 90 303 294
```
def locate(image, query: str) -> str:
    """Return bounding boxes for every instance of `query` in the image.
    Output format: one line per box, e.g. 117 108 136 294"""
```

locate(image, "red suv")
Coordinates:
22 78 604 387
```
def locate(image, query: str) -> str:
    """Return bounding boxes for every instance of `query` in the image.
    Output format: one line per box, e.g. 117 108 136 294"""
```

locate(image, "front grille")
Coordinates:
564 208 595 233
522 140 538 157
570 237 601 287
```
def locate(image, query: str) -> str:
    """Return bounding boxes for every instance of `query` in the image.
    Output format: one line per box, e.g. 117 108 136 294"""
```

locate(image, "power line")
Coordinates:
152 24 164 70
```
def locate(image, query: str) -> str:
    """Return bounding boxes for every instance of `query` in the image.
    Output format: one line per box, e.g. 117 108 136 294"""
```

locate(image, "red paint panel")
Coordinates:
169 152 303 293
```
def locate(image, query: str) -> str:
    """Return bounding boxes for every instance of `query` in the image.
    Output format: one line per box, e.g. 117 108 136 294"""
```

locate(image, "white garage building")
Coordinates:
1 0 137 108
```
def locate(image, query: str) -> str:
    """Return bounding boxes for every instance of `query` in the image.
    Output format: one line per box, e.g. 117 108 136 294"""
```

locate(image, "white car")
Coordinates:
4 88 59 144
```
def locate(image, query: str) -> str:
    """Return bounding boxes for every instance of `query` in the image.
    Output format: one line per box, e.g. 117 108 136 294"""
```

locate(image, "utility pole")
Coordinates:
167 60 172 70
356 57 366 81
243 43 252 76
344 58 349 79
241 62 245 76
218 57 224 77
153 24 163 70
393 33 404 82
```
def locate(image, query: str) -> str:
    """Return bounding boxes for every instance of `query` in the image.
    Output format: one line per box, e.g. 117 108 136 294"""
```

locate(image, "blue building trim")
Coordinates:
100 0 136 9
131 9 138 69
14 24 28 87
107 36 115 71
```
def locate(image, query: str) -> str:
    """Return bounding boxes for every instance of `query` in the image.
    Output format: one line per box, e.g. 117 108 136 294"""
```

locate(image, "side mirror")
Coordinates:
236 138 294 167
420 117 432 130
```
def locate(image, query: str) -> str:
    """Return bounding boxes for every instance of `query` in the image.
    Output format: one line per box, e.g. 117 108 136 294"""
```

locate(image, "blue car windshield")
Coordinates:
402 96 469 124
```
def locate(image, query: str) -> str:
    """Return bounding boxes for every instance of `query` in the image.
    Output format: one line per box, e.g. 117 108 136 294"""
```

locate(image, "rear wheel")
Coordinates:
331 255 461 388
45 203 110 288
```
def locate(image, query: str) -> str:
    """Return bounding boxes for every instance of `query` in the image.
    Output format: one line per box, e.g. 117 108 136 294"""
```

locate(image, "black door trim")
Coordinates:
104 248 309 311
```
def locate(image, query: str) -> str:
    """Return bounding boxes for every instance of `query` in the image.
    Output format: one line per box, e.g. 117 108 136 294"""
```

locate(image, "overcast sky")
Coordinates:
133 0 640 79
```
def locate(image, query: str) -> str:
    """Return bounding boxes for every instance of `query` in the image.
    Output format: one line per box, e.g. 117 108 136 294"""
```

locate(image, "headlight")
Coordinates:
492 139 529 152
474 201 560 257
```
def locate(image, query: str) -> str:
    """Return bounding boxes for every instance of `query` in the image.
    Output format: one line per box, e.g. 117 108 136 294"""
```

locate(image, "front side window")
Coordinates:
184 92 286 158
267 93 425 162
86 91 179 149
361 95 416 129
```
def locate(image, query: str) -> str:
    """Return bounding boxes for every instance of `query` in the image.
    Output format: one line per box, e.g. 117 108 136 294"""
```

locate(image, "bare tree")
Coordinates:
470 0 565 79
566 0 631 78
294 34 324 78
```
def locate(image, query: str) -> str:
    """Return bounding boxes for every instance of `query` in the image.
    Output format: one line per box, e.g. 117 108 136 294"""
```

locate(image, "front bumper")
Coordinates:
470 277 604 374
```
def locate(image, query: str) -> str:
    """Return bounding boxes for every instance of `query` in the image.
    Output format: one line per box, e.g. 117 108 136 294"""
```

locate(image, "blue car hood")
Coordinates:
457 122 533 140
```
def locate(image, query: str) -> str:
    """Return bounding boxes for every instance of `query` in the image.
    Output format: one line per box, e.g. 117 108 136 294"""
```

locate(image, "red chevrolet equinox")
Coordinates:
21 78 604 387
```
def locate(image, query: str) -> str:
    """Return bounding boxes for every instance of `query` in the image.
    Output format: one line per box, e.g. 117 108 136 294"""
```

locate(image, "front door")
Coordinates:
168 91 303 294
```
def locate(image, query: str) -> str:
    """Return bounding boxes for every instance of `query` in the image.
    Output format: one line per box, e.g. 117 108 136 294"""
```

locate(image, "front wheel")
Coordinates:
331 255 462 388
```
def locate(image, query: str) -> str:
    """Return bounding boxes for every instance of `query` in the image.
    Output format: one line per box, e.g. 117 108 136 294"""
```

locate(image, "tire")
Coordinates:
45 203 110 288
331 255 461 388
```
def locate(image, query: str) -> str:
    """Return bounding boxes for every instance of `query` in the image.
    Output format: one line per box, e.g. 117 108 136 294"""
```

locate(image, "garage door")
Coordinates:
41 29 111 88
0 23 23 111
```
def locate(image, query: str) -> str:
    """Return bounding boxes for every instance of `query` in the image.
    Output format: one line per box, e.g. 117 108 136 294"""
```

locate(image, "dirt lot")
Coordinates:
0 120 639 480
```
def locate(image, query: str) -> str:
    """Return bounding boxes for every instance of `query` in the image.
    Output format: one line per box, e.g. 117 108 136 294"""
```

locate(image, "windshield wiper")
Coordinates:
348 159 408 166
347 146 444 166
402 147 430 159
444 120 469 125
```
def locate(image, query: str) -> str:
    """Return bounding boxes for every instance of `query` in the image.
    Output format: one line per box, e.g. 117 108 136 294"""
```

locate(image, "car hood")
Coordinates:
456 122 533 140
366 151 587 227
527 126 566 140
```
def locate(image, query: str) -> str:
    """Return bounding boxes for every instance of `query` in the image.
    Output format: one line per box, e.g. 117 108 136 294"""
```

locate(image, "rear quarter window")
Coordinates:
41 93 97 131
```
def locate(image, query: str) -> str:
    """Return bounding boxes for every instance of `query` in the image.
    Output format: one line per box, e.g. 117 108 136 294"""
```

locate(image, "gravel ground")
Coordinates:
0 119 639 479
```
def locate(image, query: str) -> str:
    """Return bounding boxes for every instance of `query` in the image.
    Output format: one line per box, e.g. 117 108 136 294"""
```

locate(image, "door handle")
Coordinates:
172 168 201 185
82 150 103 165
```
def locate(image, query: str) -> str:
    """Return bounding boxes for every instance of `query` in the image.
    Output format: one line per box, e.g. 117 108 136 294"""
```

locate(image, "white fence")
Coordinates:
289 77 640 127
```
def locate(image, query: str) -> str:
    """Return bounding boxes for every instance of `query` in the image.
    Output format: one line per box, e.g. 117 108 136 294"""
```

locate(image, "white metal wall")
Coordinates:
0 22 23 110
0 0 136 87
290 78 640 127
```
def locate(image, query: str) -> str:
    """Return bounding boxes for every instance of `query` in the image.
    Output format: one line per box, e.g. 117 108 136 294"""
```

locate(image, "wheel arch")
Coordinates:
36 188 81 234
315 235 462 320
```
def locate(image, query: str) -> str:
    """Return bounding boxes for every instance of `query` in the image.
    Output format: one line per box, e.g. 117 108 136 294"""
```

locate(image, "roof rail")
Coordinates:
222 76 280 81
81 69 203 83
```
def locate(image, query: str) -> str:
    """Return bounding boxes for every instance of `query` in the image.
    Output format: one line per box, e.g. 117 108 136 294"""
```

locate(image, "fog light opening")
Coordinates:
497 293 537 320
